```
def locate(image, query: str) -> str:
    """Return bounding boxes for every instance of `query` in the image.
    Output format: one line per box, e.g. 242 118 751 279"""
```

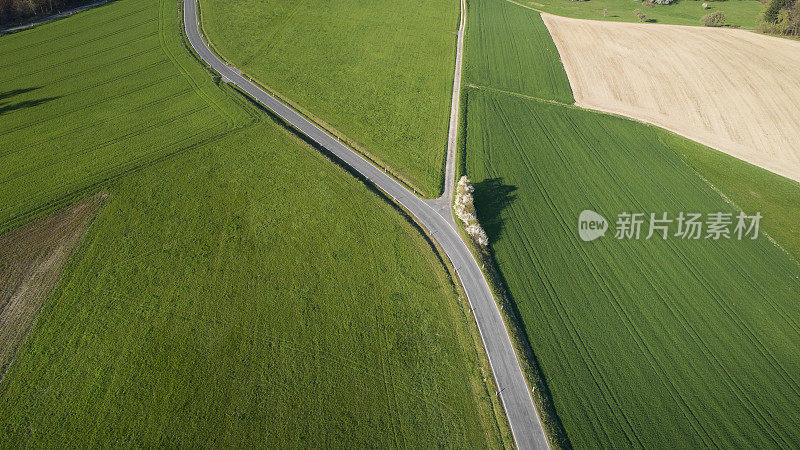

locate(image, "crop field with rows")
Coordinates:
465 90 800 447
464 0 573 104
197 0 460 197
0 0 255 232
0 0 510 445
463 0 800 447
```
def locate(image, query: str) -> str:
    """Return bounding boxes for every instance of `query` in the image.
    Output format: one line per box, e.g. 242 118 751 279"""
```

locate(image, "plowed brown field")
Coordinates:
543 13 800 182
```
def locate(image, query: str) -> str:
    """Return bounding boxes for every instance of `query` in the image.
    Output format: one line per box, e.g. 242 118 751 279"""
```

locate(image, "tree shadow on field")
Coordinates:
0 87 40 101
0 87 59 115
472 177 517 244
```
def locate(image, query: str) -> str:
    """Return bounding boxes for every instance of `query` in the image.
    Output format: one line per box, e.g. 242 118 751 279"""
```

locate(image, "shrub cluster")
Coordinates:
702 10 727 26
454 176 489 247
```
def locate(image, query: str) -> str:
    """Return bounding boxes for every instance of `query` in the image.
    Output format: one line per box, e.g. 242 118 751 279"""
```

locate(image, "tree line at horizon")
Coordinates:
1 0 86 25
760 0 800 35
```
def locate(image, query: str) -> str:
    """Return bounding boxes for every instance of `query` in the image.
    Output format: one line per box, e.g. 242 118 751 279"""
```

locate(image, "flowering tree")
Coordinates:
454 176 489 246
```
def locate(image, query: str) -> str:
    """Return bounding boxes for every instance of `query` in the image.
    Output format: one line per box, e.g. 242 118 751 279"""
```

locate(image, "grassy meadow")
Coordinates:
0 0 511 445
523 0 764 28
0 121 509 447
463 0 800 447
0 0 257 233
197 0 460 197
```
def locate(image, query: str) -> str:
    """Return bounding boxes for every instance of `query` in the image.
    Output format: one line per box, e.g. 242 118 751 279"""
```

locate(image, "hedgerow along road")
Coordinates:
182 0 549 447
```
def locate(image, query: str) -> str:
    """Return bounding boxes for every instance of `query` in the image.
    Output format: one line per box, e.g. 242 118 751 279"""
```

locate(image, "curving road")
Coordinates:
183 0 548 448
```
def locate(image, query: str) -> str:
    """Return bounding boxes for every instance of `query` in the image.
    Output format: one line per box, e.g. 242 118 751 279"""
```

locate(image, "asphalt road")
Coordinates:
183 0 549 447
424 0 465 226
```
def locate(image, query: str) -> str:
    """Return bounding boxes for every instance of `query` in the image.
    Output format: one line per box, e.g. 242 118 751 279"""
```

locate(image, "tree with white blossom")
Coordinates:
454 176 489 246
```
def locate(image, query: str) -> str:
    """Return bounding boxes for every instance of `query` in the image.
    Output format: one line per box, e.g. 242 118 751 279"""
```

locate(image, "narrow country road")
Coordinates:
183 0 549 448
423 0 466 226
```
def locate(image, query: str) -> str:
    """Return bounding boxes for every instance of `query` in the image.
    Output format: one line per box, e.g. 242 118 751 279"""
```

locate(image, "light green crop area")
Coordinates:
197 0 460 197
0 0 510 446
463 0 800 447
0 0 255 232
465 0 574 103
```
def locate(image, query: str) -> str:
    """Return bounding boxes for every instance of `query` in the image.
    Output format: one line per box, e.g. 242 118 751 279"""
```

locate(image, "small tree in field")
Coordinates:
634 9 647 21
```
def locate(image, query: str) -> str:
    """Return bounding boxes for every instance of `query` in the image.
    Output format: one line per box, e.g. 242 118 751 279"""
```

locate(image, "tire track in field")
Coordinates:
238 0 311 68
158 0 234 127
490 96 650 447
0 17 157 70
0 68 176 137
3 89 194 159
363 207 406 447
0 4 152 56
0 48 166 95
3 31 159 83
0 121 232 225
0 105 211 186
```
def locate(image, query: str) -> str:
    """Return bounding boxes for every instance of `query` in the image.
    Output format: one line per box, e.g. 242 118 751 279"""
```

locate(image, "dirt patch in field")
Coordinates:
542 13 800 182
0 194 105 378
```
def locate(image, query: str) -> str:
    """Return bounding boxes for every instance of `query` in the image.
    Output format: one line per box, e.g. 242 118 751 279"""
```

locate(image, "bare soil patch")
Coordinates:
542 13 800 182
0 194 104 378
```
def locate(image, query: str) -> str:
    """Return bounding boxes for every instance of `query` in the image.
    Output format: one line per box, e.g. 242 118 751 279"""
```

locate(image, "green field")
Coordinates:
0 0 257 232
465 0 573 104
197 0 459 197
0 0 510 445
463 0 800 447
521 0 764 28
